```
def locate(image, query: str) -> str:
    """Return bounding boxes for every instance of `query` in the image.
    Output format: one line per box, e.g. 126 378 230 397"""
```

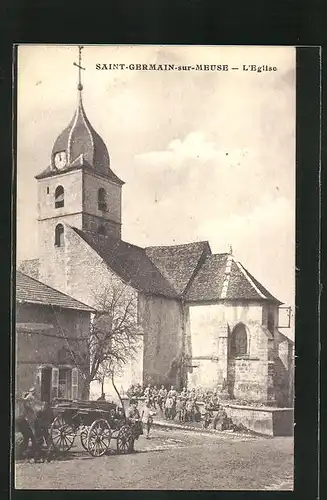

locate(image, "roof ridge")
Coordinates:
238 262 282 304
181 243 213 297
209 252 230 257
142 258 180 295
17 270 95 311
220 254 232 299
231 258 266 299
75 228 145 253
145 240 209 250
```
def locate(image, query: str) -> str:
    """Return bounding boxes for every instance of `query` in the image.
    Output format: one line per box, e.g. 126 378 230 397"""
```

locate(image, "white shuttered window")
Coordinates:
72 368 78 400
51 367 59 399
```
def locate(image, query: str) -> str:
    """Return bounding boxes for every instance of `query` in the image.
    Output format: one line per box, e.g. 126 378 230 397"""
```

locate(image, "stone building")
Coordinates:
16 270 94 401
19 79 294 406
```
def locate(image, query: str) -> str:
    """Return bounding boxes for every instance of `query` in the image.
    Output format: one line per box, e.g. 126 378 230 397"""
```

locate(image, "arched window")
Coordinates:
230 323 248 357
55 185 64 208
55 224 64 247
98 188 107 211
97 225 106 236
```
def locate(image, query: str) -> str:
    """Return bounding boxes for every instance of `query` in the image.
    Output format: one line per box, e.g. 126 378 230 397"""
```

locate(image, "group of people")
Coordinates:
141 384 222 424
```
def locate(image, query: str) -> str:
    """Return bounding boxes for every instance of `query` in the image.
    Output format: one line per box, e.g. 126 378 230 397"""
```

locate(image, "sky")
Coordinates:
16 45 295 334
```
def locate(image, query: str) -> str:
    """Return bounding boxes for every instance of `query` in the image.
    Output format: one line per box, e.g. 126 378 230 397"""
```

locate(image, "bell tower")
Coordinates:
35 46 124 250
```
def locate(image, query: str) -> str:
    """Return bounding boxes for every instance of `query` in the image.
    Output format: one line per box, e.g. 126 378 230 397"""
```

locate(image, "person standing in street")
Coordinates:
167 385 177 400
142 400 156 438
152 385 159 409
158 385 167 412
167 386 177 420
128 399 143 449
176 396 184 422
143 384 152 400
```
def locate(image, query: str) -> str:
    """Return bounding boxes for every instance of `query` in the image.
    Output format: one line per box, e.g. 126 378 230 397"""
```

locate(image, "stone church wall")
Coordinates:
138 293 183 388
186 301 274 402
62 226 143 389
227 358 269 402
38 215 83 294
185 304 222 389
63 224 125 305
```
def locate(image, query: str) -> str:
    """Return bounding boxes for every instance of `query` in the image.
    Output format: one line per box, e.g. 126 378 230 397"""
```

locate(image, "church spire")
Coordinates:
73 45 85 97
36 46 124 186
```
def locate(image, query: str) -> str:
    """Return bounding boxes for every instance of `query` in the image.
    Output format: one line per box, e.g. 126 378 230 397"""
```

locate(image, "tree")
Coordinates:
60 278 142 400
94 359 128 416
95 360 111 396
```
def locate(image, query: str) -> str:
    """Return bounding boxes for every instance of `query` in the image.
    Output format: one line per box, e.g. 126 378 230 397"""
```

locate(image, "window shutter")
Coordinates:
51 367 59 399
72 368 79 400
35 366 42 399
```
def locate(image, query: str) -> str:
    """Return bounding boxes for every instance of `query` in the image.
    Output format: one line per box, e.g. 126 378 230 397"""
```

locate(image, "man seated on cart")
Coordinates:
97 392 106 401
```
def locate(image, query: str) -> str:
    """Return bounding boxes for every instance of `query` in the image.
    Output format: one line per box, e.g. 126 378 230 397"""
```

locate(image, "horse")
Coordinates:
15 397 54 461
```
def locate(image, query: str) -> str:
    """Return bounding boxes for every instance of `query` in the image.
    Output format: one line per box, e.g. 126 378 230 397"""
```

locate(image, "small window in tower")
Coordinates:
55 185 64 208
98 188 107 212
98 225 106 236
46 187 50 194
55 224 64 247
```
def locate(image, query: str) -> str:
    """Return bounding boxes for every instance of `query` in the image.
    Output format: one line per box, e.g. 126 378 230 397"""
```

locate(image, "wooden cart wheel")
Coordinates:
50 414 76 452
80 426 89 451
87 419 112 457
116 425 133 454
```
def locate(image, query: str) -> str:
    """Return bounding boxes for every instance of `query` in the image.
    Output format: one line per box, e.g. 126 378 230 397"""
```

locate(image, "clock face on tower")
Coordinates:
54 151 67 169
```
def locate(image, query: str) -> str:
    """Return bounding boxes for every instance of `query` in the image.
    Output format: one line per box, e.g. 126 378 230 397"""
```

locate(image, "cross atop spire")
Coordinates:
73 45 85 94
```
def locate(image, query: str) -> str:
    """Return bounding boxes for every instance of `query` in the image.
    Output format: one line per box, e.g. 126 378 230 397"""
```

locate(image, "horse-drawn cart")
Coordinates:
50 399 139 457
15 396 141 461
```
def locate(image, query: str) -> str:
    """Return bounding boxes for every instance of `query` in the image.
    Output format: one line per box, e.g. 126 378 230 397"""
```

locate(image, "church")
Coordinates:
19 53 293 407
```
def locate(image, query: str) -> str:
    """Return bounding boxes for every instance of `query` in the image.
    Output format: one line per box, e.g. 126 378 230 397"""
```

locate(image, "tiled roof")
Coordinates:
185 254 228 301
18 258 40 280
72 228 179 298
72 228 280 303
51 98 111 173
145 241 211 294
227 261 281 303
18 236 280 304
186 254 282 304
16 271 95 312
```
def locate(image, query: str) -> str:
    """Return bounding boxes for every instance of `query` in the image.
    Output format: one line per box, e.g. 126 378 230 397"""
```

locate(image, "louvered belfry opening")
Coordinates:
55 185 64 208
98 187 107 212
